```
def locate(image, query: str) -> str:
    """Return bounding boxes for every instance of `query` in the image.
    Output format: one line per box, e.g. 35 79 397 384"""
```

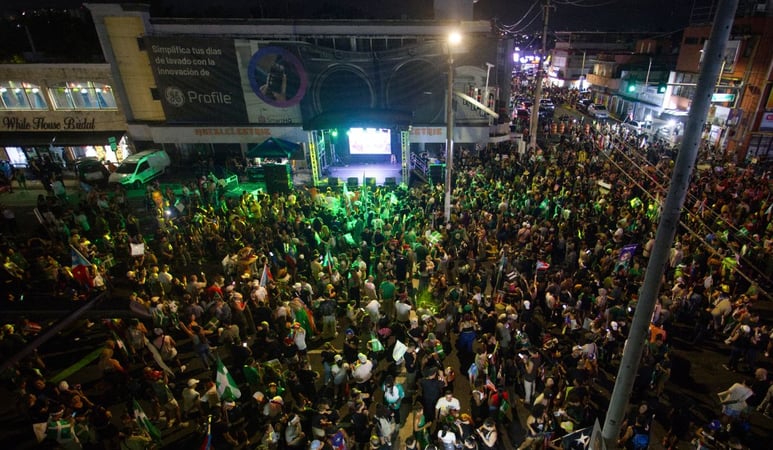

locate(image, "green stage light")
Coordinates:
331 129 338 137
627 83 636 93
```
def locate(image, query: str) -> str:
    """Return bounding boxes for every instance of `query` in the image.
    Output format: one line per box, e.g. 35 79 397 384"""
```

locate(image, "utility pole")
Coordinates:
601 0 739 448
529 0 552 151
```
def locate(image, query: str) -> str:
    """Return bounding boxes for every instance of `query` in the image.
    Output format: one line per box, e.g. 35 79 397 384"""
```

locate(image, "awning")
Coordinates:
0 131 126 147
247 137 304 160
303 108 413 130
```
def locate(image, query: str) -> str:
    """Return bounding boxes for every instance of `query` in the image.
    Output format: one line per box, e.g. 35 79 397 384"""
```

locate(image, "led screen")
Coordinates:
348 128 391 155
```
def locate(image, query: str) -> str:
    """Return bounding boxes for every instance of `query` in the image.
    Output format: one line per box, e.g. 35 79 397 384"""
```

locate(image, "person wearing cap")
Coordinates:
45 404 80 448
284 413 306 450
182 378 203 420
352 353 374 395
343 329 360 363
330 354 350 407
151 328 186 374
263 395 285 419
143 365 187 429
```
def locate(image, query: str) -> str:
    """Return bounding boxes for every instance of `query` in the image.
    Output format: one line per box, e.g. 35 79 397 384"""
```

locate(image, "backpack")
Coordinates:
632 432 649 450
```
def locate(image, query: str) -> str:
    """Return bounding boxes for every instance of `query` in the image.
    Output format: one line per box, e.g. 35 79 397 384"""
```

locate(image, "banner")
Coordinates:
146 37 247 123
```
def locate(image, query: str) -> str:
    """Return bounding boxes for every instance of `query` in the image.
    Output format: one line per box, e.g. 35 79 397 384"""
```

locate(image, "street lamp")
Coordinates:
444 31 461 222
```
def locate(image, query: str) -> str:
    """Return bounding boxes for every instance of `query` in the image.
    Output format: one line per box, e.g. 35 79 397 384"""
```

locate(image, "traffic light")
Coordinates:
657 83 667 94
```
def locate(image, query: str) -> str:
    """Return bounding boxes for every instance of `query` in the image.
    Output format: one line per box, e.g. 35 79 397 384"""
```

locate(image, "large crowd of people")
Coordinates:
1 86 772 450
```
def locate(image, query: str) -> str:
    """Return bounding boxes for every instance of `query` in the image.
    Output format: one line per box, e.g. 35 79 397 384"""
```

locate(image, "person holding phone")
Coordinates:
260 60 287 102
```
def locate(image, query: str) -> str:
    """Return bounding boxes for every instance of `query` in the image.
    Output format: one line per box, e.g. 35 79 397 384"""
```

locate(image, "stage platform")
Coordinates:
325 163 402 187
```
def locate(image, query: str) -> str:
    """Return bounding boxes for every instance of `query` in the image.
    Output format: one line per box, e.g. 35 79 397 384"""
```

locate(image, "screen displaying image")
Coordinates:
348 128 392 155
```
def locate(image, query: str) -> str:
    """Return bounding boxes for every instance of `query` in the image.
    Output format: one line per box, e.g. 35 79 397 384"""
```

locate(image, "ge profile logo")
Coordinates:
165 86 186 107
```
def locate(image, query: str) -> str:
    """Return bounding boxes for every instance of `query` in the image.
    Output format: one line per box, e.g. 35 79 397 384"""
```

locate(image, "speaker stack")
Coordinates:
429 164 445 185
365 177 376 188
384 177 397 187
263 164 292 194
347 177 359 188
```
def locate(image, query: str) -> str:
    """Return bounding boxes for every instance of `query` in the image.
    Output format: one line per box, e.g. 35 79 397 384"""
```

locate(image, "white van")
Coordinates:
108 150 171 187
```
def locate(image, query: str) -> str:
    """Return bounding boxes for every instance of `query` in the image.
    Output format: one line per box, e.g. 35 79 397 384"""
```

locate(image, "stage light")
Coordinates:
331 129 338 138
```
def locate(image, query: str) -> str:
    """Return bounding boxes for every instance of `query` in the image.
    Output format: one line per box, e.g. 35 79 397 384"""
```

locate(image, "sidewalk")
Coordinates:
0 178 81 208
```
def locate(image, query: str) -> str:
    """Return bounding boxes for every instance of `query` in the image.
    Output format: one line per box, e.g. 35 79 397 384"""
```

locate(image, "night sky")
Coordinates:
3 0 694 32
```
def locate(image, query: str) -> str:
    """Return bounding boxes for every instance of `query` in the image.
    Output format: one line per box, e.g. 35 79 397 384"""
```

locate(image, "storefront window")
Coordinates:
48 82 117 110
0 81 48 110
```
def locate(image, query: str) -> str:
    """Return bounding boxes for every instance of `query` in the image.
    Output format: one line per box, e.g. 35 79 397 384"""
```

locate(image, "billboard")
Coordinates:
146 37 248 123
235 41 307 125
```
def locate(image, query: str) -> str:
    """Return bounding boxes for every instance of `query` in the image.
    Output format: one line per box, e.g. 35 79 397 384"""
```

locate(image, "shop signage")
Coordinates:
193 127 272 137
2 116 96 131
711 93 735 103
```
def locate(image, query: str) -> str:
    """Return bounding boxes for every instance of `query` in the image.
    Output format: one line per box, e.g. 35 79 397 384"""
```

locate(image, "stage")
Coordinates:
324 163 402 187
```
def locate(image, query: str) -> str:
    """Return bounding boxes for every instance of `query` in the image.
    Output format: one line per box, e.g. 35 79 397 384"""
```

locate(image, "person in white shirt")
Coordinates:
435 390 461 422
437 423 458 450
351 353 374 393
291 322 307 360
364 297 381 323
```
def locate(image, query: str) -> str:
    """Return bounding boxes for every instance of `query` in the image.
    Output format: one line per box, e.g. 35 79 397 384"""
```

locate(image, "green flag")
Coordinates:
132 399 162 442
216 358 242 401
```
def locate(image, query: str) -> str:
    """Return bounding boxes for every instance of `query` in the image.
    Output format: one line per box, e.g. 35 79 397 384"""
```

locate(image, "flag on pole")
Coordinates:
215 358 241 401
536 260 551 271
70 245 93 288
132 399 162 442
561 425 592 450
259 263 273 287
200 415 212 450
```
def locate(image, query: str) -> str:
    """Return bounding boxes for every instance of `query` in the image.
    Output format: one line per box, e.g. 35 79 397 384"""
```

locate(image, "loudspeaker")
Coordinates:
327 177 339 189
365 177 376 188
384 177 396 187
347 177 359 188
429 164 445 184
264 164 292 194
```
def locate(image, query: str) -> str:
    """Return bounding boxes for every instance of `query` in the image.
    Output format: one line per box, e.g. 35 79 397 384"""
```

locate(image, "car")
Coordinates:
74 157 110 187
621 119 644 132
576 98 592 112
540 98 555 111
587 104 609 119
513 108 530 121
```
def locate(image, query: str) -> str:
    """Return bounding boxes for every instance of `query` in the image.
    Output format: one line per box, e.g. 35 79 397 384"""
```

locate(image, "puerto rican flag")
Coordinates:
536 260 551 271
260 263 273 287
70 245 93 288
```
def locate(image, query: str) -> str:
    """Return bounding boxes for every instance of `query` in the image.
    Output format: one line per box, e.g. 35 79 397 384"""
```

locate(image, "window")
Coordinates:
48 82 117 110
0 81 48 110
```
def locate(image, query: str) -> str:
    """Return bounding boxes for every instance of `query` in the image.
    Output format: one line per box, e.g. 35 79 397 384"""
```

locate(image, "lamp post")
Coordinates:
444 31 461 223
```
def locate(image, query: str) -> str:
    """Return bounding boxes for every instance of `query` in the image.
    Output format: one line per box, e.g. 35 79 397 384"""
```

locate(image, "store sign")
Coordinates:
2 116 96 131
146 37 247 124
149 125 306 144
711 93 735 103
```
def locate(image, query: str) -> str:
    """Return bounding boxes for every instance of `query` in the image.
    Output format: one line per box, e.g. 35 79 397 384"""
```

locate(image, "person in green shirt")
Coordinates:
379 277 397 320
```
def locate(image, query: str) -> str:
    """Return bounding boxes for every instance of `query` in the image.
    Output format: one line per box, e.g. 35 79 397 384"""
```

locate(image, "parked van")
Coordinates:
108 150 170 187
